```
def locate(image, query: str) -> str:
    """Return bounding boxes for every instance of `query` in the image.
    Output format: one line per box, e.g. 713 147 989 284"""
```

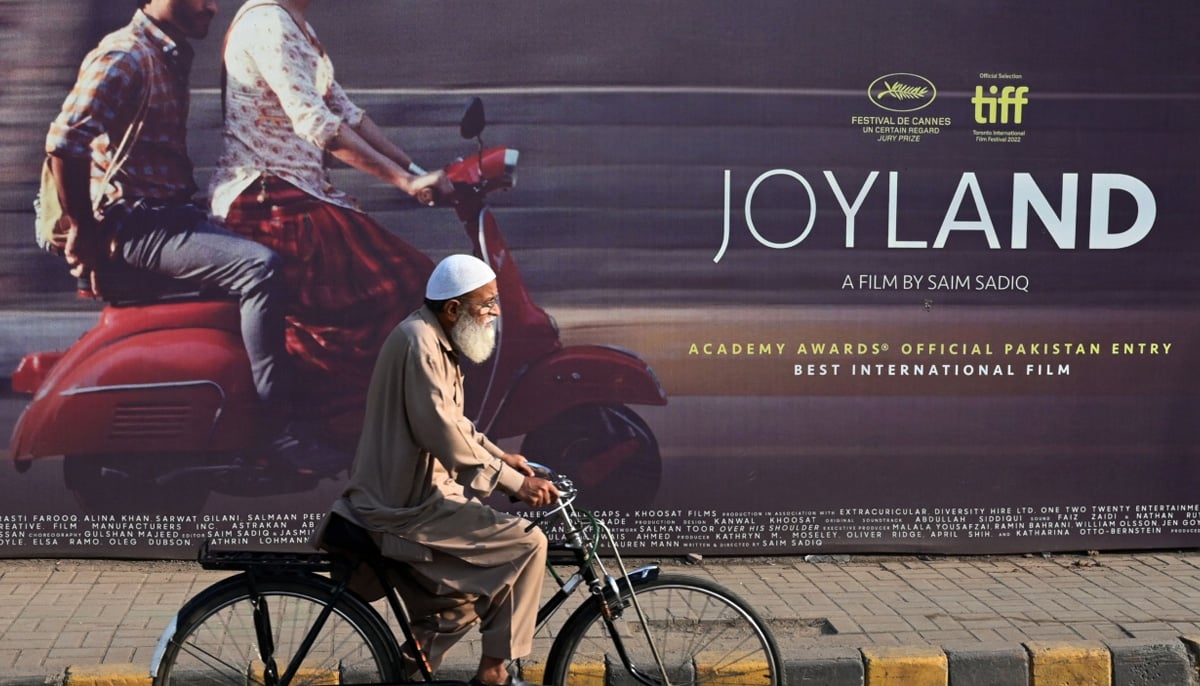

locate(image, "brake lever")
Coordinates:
527 461 554 478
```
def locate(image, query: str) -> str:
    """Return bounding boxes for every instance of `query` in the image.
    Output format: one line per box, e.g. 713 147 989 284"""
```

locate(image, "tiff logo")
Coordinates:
972 85 1029 124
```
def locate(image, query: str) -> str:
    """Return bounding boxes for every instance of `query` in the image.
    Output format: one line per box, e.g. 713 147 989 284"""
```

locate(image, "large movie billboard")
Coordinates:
2 2 1198 558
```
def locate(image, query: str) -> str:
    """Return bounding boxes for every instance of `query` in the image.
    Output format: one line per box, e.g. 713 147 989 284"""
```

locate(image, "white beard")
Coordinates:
451 313 497 364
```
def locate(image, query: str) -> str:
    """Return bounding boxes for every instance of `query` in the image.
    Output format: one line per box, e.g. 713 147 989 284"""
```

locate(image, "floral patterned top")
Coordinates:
209 2 366 218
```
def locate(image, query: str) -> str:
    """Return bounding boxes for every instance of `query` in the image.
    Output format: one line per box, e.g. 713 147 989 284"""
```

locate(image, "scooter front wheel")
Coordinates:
521 403 661 509
63 454 211 516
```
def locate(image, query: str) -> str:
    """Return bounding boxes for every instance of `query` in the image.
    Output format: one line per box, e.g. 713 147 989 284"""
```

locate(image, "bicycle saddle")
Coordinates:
320 513 385 564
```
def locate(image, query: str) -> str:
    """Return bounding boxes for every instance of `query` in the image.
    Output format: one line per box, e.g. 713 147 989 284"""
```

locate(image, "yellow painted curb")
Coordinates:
520 657 774 684
861 645 948 686
64 664 151 686
1026 641 1111 686
697 656 774 684
523 660 610 685
520 662 551 685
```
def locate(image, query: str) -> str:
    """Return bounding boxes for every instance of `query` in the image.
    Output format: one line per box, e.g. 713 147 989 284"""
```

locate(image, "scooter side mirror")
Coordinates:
460 97 486 140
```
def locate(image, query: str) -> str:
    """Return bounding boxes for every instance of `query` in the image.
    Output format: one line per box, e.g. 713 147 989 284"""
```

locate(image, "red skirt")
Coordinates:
225 177 434 448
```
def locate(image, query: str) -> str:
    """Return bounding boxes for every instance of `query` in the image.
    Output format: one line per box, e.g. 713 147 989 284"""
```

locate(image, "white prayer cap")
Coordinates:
426 254 497 300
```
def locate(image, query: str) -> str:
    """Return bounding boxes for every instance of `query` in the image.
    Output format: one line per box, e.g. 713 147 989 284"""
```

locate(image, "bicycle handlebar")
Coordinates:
523 462 583 534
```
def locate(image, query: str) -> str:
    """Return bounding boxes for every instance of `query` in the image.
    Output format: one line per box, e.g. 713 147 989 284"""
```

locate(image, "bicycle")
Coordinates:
149 465 786 685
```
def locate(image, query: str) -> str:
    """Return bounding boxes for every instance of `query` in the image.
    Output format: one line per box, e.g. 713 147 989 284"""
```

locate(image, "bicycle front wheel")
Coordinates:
153 573 402 686
544 573 785 685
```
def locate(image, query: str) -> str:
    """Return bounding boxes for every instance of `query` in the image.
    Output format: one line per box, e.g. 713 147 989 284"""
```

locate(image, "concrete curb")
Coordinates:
63 665 149 686
0 673 61 686
11 638 1200 686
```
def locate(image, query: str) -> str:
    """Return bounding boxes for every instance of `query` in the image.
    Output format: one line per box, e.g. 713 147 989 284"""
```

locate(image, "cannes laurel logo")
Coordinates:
868 73 937 113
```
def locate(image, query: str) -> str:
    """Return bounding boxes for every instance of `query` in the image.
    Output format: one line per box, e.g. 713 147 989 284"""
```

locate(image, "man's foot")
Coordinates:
268 422 347 477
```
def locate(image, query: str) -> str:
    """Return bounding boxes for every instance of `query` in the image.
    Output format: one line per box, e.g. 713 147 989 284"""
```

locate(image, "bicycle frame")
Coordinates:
151 503 668 686
528 474 671 686
152 469 770 686
154 545 462 685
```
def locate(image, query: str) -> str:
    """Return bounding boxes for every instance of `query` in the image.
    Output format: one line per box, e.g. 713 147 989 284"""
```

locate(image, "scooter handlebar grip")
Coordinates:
416 186 437 207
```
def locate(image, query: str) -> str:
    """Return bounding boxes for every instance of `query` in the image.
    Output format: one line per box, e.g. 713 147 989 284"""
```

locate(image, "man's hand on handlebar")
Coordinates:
499 452 535 477
515 474 560 508
500 452 559 506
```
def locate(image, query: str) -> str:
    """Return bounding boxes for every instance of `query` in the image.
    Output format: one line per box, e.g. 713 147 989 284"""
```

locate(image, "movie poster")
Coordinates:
2 2 1198 558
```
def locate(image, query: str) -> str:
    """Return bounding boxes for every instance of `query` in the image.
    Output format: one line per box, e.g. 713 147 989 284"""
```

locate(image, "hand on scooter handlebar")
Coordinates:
412 169 454 207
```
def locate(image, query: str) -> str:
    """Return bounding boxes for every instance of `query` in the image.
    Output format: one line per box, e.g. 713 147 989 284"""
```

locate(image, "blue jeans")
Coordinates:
114 202 288 406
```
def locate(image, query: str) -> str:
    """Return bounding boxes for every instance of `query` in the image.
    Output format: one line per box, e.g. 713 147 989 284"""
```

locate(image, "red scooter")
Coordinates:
9 98 667 514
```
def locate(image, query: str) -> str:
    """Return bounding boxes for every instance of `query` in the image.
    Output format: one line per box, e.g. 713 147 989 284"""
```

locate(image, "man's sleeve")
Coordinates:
46 50 141 159
402 337 525 497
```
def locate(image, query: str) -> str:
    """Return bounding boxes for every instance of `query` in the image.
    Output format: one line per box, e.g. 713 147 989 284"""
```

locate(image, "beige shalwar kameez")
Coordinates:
318 306 547 666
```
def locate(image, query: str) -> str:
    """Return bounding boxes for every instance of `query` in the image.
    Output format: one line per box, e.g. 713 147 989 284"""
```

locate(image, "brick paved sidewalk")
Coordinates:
3 551 1200 683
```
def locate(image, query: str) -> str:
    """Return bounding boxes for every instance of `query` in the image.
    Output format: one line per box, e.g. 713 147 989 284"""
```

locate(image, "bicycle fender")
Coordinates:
152 575 246 676
149 571 336 679
617 564 661 592
149 614 178 678
149 573 258 678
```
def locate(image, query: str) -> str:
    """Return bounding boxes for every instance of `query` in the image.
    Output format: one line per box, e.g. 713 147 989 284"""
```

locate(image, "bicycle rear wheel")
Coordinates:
544 573 785 685
153 573 402 686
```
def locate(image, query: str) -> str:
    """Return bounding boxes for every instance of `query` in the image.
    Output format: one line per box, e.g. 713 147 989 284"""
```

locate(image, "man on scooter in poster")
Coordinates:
43 0 333 473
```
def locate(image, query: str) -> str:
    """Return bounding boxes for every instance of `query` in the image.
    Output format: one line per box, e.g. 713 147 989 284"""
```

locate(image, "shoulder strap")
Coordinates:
97 77 152 211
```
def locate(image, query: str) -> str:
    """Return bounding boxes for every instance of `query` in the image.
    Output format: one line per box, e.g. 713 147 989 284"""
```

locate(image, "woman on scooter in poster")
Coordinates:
209 0 451 462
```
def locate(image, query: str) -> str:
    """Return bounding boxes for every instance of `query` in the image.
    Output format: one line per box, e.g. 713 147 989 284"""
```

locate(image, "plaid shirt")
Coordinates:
46 10 198 209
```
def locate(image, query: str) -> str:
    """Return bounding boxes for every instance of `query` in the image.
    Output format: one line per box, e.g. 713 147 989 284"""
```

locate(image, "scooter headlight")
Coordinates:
505 149 519 188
